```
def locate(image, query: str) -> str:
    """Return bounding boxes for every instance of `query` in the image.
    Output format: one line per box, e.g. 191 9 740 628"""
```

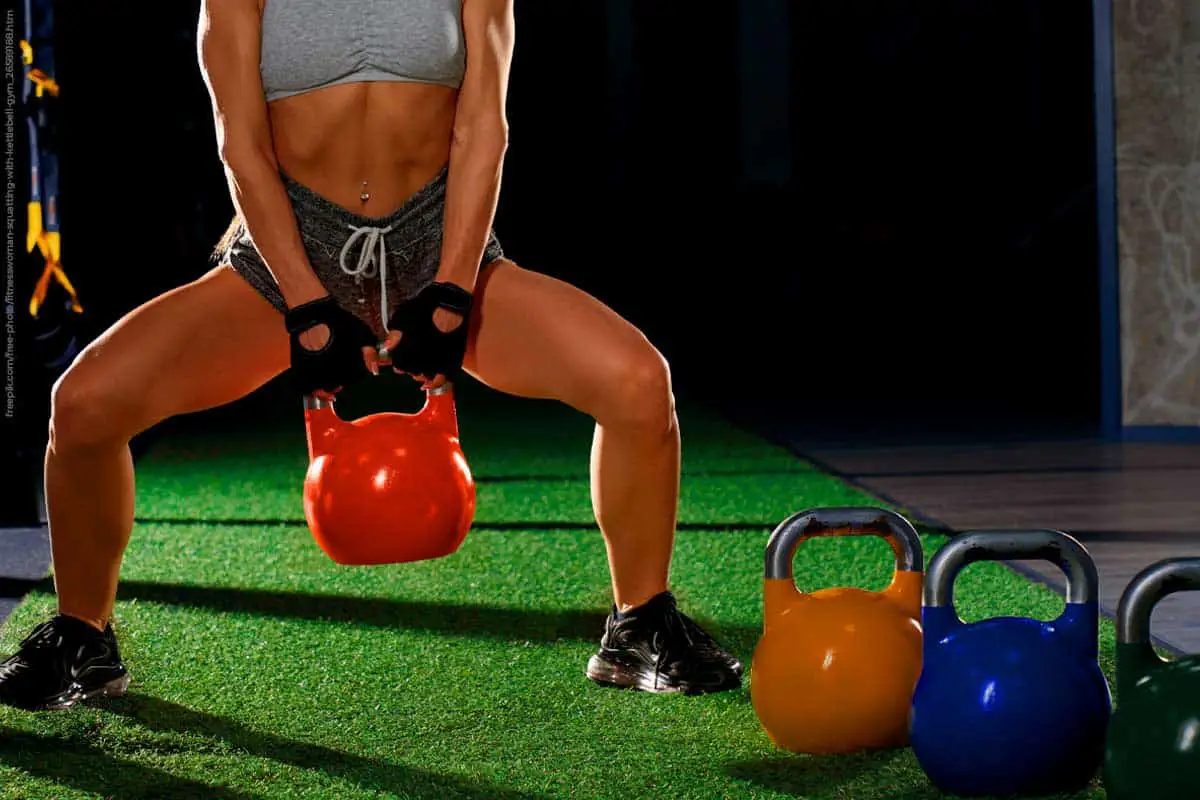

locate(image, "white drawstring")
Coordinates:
339 223 396 325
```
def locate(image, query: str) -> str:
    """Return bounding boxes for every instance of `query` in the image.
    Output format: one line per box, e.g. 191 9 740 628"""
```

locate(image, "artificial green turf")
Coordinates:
0 379 1113 799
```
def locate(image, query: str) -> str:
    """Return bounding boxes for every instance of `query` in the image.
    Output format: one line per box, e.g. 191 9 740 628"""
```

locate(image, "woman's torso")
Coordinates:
258 0 465 216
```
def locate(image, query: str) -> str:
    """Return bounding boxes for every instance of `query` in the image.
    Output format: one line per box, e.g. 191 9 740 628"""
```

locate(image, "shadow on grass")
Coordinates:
130 517 776 532
728 752 1105 800
726 751 945 800
0 726 265 800
6 576 759 652
469 468 813 482
100 693 545 799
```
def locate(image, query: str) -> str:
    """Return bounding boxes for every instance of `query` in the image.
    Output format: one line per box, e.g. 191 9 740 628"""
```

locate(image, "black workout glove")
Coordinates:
385 281 474 380
285 295 377 395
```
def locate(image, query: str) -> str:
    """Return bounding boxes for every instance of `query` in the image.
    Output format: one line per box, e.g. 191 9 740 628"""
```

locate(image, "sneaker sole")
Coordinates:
40 672 131 711
586 655 740 695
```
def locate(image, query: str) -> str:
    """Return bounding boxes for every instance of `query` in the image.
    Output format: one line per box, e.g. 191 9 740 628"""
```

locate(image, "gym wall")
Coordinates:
1112 0 1200 427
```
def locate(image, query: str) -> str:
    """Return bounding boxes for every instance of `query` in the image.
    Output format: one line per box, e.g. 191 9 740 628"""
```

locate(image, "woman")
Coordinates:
0 0 741 711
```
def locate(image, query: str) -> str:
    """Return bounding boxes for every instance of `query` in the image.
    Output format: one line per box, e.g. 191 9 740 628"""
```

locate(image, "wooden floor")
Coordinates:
791 438 1200 654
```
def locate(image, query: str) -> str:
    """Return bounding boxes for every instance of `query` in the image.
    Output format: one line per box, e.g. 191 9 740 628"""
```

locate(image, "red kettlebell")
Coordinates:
302 383 476 565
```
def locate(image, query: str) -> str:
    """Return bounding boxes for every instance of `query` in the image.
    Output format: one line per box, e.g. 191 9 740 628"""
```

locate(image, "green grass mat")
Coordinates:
0 381 1112 799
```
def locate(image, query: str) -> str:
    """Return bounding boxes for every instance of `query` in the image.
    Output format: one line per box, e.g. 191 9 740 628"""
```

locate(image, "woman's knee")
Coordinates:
49 366 148 450
594 344 677 433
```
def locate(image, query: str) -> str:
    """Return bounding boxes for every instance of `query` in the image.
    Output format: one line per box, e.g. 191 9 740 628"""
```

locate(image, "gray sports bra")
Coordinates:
260 0 466 102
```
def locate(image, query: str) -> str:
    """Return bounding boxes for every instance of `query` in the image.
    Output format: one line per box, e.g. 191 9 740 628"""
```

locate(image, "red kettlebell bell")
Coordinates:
302 383 476 565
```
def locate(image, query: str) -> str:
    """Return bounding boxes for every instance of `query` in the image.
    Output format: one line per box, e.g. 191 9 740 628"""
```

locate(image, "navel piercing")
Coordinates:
360 181 370 203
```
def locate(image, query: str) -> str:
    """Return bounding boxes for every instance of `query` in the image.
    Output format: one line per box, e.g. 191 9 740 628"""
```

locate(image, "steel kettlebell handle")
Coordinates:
304 394 335 411
764 507 923 579
925 529 1098 608
1117 558 1200 645
303 381 452 410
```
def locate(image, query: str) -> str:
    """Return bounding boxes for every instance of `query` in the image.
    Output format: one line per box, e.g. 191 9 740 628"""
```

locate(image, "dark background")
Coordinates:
9 0 1101 466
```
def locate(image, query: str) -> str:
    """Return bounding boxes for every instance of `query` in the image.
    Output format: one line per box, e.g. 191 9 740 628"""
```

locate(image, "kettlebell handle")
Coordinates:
1117 558 1200 645
303 382 452 410
764 507 923 579
924 530 1098 607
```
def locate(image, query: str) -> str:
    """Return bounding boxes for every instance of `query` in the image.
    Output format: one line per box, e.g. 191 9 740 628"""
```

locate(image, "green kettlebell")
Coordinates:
1104 557 1200 800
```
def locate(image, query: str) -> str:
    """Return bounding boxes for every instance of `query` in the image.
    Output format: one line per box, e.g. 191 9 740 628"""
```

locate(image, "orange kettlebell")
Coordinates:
750 506 924 754
302 382 476 565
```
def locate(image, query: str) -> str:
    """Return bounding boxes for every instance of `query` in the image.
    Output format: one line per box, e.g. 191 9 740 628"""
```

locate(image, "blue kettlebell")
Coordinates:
909 530 1112 797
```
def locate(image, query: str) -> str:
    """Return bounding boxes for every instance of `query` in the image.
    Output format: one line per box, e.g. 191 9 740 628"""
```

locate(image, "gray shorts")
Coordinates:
223 165 504 340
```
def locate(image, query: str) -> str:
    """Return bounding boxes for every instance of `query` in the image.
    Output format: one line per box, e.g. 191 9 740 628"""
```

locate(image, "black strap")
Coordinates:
427 282 473 315
284 295 336 335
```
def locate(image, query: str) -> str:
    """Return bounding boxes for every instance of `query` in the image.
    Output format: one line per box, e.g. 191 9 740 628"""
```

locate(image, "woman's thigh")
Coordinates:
51 264 292 443
463 260 673 425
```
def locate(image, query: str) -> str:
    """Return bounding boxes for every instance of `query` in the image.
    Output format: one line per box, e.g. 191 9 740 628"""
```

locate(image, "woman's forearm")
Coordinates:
436 123 507 290
222 151 326 309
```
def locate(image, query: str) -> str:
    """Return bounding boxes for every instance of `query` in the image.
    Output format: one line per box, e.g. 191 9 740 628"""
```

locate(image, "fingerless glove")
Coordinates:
385 282 474 379
285 295 377 395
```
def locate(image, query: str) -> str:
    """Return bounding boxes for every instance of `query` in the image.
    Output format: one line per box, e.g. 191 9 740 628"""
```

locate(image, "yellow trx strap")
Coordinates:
25 179 40 255
22 44 59 96
29 224 77 317
26 67 59 97
22 36 79 317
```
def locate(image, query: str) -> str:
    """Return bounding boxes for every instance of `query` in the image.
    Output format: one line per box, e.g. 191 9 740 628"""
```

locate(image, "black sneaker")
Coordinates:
586 591 742 694
0 614 130 710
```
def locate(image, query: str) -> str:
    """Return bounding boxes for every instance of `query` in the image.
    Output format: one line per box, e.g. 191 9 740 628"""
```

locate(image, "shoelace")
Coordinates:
339 223 396 327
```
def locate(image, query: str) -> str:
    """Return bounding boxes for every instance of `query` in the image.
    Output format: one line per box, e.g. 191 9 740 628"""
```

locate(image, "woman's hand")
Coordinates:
382 306 464 390
298 324 383 401
383 282 473 390
285 295 379 400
